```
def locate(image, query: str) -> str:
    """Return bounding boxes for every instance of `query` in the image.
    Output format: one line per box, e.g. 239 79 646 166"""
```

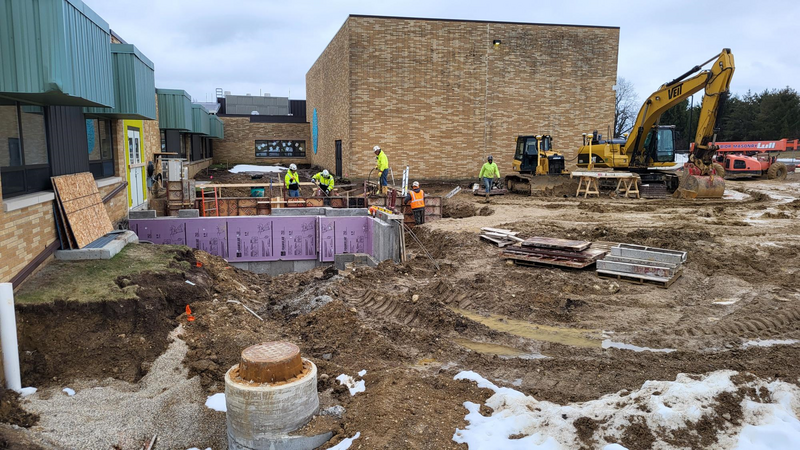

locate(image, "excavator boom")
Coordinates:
627 49 735 168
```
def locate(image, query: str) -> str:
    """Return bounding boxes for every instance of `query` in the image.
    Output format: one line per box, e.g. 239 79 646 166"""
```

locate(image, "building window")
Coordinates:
87 119 115 179
1 102 51 197
255 140 306 158
160 130 166 152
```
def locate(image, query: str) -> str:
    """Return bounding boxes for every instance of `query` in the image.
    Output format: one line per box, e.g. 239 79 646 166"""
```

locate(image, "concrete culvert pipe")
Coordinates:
226 342 319 449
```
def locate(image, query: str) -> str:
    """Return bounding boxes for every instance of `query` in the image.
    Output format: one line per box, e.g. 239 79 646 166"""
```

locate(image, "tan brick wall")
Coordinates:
98 182 128 225
213 116 310 166
0 193 57 284
186 159 212 179
307 16 619 179
306 20 351 176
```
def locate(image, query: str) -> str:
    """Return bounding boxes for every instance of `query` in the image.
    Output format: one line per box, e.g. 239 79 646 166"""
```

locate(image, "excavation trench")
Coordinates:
15 265 212 387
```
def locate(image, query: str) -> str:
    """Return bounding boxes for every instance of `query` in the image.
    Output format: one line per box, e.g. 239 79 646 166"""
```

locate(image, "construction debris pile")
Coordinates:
596 244 687 288
501 237 610 269
480 227 688 290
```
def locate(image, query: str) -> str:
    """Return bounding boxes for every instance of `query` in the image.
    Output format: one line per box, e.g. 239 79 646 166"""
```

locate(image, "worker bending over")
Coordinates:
478 155 500 201
405 181 426 225
312 169 335 195
374 145 389 196
285 164 300 197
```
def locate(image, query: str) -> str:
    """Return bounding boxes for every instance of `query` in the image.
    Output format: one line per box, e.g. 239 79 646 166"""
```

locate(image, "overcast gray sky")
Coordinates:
87 0 798 105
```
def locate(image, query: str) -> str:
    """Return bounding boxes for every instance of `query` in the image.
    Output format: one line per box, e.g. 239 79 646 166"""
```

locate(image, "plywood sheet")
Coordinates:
51 172 113 248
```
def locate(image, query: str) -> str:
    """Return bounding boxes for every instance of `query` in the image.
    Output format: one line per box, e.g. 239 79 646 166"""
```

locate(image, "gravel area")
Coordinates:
22 326 227 449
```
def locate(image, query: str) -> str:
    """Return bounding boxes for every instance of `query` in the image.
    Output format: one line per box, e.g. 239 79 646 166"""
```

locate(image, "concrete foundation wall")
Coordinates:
129 211 399 275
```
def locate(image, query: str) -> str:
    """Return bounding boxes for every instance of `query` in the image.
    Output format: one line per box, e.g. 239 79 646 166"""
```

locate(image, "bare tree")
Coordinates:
614 77 639 137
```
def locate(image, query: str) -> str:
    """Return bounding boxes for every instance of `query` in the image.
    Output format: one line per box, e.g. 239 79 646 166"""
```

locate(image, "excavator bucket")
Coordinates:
674 172 725 199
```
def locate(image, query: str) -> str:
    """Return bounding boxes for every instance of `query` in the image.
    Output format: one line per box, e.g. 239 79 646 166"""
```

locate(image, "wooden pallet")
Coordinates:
480 235 515 248
597 268 683 289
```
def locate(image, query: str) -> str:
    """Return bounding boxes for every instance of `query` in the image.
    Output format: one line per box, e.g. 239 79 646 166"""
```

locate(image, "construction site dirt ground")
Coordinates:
4 174 800 449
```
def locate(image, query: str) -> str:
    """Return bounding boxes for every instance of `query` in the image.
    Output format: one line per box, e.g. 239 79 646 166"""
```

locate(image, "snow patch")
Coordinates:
62 388 75 396
205 393 226 412
328 432 361 449
18 387 37 397
601 339 675 353
713 300 738 305
743 339 800 349
724 190 750 201
228 164 284 174
336 374 365 396
186 448 211 450
358 369 367 377
453 370 800 449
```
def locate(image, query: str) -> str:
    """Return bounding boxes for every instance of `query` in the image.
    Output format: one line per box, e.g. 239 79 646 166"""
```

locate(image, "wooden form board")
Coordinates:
51 173 114 249
521 236 592 252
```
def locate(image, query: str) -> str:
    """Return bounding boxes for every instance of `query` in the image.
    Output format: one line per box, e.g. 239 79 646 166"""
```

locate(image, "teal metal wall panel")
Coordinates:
156 88 192 130
85 44 156 119
0 0 114 107
209 115 224 139
191 103 210 135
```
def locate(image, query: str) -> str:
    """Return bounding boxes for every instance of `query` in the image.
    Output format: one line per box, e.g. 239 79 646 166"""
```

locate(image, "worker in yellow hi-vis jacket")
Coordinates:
374 145 389 196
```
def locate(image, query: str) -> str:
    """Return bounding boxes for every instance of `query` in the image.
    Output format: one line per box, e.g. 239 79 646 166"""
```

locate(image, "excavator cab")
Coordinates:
641 125 677 165
513 135 564 175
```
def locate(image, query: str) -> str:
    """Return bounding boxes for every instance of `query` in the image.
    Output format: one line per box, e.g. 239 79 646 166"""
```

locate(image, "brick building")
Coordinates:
306 15 620 180
213 95 310 167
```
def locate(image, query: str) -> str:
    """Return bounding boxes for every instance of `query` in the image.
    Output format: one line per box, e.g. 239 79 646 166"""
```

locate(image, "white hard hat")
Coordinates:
412 181 419 187
373 145 381 152
322 169 329 177
289 164 297 171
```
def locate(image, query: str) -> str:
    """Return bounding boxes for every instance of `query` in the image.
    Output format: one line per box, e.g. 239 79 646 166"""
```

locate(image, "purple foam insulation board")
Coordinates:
185 218 228 258
334 217 373 255
319 218 335 262
226 217 277 262
273 217 318 261
130 219 187 245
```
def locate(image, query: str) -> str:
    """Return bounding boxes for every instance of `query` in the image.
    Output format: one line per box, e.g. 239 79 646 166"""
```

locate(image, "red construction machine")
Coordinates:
700 139 799 180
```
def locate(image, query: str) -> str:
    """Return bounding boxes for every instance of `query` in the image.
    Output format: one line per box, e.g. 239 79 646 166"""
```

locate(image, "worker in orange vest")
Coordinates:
404 181 426 225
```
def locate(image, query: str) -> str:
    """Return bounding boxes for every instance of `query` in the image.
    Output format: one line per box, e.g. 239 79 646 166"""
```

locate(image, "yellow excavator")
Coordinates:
504 135 569 194
576 48 735 198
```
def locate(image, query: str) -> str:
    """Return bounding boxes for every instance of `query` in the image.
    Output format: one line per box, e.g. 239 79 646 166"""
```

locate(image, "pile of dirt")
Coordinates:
780 199 800 210
442 200 493 218
739 189 772 202
0 390 38 428
760 211 792 219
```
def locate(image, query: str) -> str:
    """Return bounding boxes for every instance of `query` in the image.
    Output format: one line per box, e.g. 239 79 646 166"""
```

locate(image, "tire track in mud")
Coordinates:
673 306 800 338
344 289 423 326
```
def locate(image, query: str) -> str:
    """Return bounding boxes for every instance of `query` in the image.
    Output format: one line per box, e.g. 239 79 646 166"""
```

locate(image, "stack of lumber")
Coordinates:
501 236 608 268
596 244 686 288
51 173 114 249
479 227 523 248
